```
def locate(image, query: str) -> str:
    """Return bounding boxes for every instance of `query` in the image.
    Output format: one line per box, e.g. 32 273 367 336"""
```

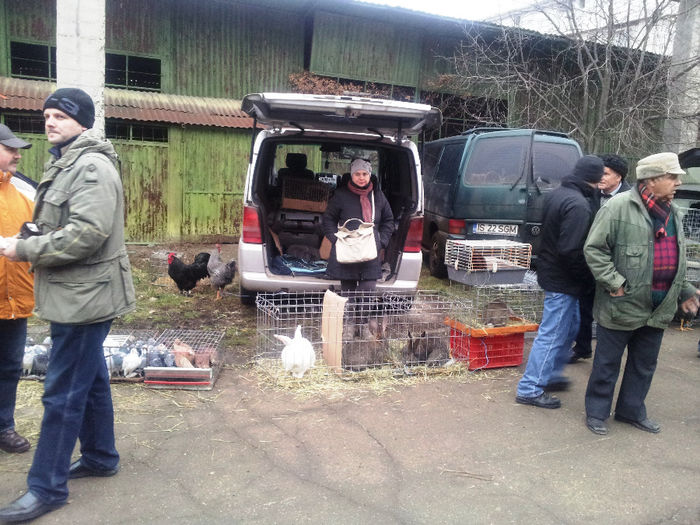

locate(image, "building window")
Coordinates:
105 120 168 142
1 113 46 134
106 53 161 91
10 42 56 81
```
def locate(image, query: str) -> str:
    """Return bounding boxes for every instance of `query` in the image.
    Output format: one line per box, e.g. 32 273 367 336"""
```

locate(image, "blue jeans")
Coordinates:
585 324 664 421
0 319 27 432
27 320 119 505
517 291 580 398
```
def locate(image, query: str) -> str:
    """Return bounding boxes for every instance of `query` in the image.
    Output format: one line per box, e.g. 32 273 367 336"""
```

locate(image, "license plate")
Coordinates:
473 223 518 236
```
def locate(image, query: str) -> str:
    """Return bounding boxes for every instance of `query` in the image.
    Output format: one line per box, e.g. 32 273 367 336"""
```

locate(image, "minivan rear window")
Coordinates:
533 142 582 188
462 136 528 186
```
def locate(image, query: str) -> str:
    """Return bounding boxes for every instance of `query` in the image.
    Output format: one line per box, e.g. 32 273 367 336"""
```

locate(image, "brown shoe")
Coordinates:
0 429 31 453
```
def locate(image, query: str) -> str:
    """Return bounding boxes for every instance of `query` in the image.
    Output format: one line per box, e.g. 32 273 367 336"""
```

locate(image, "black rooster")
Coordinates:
167 252 210 295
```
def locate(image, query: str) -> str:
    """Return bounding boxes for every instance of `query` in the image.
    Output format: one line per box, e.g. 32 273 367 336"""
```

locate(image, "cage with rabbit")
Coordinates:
255 290 472 378
142 329 225 390
445 283 543 370
444 239 532 286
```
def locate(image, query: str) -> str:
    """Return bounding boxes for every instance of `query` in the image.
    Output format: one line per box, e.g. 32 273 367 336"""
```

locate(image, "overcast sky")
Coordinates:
358 0 534 21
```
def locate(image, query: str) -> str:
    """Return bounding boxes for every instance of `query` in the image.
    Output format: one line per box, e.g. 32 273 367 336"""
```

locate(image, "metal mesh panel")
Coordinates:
256 290 471 372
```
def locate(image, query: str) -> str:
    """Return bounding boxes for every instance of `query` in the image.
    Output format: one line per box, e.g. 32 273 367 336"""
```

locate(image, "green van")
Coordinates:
421 128 583 276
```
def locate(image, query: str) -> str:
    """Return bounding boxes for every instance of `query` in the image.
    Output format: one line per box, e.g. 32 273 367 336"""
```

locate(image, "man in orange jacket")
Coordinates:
0 124 34 454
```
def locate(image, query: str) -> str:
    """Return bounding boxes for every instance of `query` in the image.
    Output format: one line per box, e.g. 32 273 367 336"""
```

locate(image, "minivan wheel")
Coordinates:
240 285 257 306
428 233 448 278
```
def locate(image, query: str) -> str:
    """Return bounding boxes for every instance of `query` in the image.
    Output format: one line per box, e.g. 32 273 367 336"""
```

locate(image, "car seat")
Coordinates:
278 153 314 180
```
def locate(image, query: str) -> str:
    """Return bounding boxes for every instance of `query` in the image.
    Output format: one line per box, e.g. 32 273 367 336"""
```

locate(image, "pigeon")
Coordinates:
274 325 316 378
122 347 142 377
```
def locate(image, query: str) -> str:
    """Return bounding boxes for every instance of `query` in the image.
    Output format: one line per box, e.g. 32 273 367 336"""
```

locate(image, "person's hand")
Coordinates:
2 237 19 261
680 290 700 316
610 286 625 297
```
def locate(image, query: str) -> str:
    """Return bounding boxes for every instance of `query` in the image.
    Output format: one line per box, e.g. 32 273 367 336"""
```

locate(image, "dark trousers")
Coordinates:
574 288 595 355
585 324 664 421
0 319 27 432
28 320 118 505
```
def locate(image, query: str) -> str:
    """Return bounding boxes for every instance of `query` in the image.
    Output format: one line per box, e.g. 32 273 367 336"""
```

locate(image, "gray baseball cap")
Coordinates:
0 124 32 149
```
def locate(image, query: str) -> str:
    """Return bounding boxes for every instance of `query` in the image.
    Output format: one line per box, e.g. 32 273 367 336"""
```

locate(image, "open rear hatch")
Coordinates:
242 92 441 138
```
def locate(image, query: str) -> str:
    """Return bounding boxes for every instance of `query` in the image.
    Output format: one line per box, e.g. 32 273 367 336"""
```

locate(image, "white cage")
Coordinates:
444 239 532 285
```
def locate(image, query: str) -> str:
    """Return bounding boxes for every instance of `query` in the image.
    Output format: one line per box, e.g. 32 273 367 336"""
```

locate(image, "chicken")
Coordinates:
167 251 211 295
207 244 237 300
274 325 316 378
172 338 195 367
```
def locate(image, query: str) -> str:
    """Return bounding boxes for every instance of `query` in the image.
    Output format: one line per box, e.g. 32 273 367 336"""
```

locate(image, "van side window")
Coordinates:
434 143 463 183
463 136 528 185
533 142 582 188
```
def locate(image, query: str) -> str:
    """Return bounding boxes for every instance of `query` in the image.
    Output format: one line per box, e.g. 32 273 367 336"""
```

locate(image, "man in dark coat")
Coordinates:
515 155 604 409
571 154 630 363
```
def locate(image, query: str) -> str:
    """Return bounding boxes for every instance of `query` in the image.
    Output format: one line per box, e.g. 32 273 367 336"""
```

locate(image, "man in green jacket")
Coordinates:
0 88 135 523
583 152 699 436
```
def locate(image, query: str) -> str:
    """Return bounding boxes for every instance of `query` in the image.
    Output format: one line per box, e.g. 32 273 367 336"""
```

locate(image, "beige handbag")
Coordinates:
334 194 377 264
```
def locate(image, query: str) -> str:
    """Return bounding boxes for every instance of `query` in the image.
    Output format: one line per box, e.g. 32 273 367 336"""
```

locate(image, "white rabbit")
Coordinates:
275 325 316 378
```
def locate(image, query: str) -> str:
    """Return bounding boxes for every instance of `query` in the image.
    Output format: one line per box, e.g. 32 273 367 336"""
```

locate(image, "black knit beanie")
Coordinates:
43 88 95 129
571 155 604 183
598 153 628 178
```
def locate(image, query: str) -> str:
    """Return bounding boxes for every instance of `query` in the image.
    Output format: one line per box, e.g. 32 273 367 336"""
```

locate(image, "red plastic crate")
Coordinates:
450 329 525 370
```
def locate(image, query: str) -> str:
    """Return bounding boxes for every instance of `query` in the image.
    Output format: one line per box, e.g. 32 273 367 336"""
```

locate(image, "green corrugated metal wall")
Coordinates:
13 128 251 243
310 10 422 87
170 127 250 241
171 1 305 98
0 0 476 243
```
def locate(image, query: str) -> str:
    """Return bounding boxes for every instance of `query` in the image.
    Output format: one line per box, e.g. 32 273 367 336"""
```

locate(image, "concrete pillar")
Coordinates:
55 0 106 135
662 0 700 153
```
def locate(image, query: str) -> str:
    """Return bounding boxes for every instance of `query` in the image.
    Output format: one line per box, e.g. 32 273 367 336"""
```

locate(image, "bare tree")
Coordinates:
431 0 699 156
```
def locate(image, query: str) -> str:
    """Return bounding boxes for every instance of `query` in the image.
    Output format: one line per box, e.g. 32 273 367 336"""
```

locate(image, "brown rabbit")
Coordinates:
403 330 449 366
342 316 388 371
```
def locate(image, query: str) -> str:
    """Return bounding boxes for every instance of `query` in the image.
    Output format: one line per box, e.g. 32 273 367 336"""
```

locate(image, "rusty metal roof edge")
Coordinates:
0 77 254 129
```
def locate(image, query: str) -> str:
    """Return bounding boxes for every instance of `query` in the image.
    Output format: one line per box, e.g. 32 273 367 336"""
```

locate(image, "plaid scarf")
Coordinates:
348 181 374 222
638 182 671 238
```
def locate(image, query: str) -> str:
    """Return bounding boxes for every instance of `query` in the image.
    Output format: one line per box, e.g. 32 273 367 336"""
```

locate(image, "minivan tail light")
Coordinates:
403 217 423 253
448 219 466 234
242 206 263 244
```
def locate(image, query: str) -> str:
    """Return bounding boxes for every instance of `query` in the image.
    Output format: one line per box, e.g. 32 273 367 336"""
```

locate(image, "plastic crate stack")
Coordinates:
443 239 540 370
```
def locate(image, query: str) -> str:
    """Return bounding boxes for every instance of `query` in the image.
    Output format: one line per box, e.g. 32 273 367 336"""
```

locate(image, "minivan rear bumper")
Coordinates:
238 241 421 293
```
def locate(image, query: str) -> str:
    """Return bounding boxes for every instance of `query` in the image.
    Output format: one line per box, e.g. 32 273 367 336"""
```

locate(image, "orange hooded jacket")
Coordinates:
0 171 34 319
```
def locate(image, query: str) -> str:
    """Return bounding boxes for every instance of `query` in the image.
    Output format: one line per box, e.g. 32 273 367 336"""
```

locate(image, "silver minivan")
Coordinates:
237 93 441 304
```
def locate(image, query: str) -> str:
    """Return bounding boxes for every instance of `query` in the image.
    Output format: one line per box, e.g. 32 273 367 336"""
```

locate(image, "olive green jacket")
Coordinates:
584 187 696 330
16 129 136 324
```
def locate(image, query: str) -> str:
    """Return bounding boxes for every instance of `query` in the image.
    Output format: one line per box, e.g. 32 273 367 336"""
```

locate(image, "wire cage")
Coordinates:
142 329 225 390
444 284 542 370
451 283 545 328
256 290 472 374
681 208 700 282
281 177 331 212
444 239 532 285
